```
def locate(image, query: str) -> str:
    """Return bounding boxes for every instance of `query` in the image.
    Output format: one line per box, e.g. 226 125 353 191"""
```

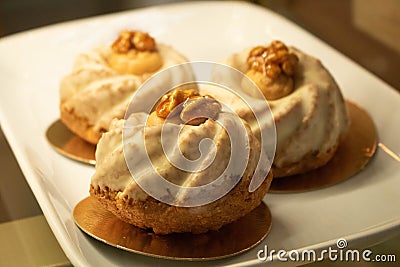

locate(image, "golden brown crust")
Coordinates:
60 102 103 145
272 141 339 178
90 171 273 234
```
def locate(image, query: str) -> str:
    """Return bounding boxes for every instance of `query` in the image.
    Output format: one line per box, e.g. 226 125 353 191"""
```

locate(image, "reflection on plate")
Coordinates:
269 100 377 193
46 120 96 165
73 196 272 260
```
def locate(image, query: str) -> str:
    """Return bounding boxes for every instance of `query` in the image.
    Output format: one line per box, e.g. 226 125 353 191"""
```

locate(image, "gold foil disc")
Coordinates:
46 120 96 165
269 100 377 193
73 196 272 260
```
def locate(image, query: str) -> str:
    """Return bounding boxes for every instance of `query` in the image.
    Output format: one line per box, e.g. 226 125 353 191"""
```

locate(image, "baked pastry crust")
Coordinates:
90 171 272 234
60 100 103 144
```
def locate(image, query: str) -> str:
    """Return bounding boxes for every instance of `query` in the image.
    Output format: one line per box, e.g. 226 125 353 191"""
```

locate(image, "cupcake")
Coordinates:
217 40 350 177
90 88 273 234
59 30 191 144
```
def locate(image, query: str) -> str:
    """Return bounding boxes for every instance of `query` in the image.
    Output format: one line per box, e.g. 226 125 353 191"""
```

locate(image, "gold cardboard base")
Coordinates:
269 100 377 193
73 196 272 260
46 120 96 165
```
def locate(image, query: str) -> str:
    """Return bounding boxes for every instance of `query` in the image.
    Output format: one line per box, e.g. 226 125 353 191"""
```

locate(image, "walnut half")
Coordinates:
154 89 221 126
180 96 222 125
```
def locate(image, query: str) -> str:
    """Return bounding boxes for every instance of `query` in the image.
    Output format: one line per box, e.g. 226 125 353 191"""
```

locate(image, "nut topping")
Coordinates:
180 96 222 125
156 89 200 119
247 40 298 80
112 30 157 53
155 89 221 126
246 40 299 100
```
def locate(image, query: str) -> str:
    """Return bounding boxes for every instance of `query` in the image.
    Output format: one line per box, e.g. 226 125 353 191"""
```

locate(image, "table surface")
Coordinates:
0 0 399 266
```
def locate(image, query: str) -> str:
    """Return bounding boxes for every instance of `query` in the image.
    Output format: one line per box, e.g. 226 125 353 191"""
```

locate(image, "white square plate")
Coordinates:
0 1 399 266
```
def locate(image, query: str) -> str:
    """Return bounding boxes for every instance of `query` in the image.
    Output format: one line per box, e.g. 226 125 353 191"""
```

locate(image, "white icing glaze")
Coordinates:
60 44 190 132
91 112 259 203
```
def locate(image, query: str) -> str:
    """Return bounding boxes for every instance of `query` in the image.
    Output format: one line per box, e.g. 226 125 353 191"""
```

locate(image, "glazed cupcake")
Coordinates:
218 40 350 177
90 88 273 234
59 30 191 144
